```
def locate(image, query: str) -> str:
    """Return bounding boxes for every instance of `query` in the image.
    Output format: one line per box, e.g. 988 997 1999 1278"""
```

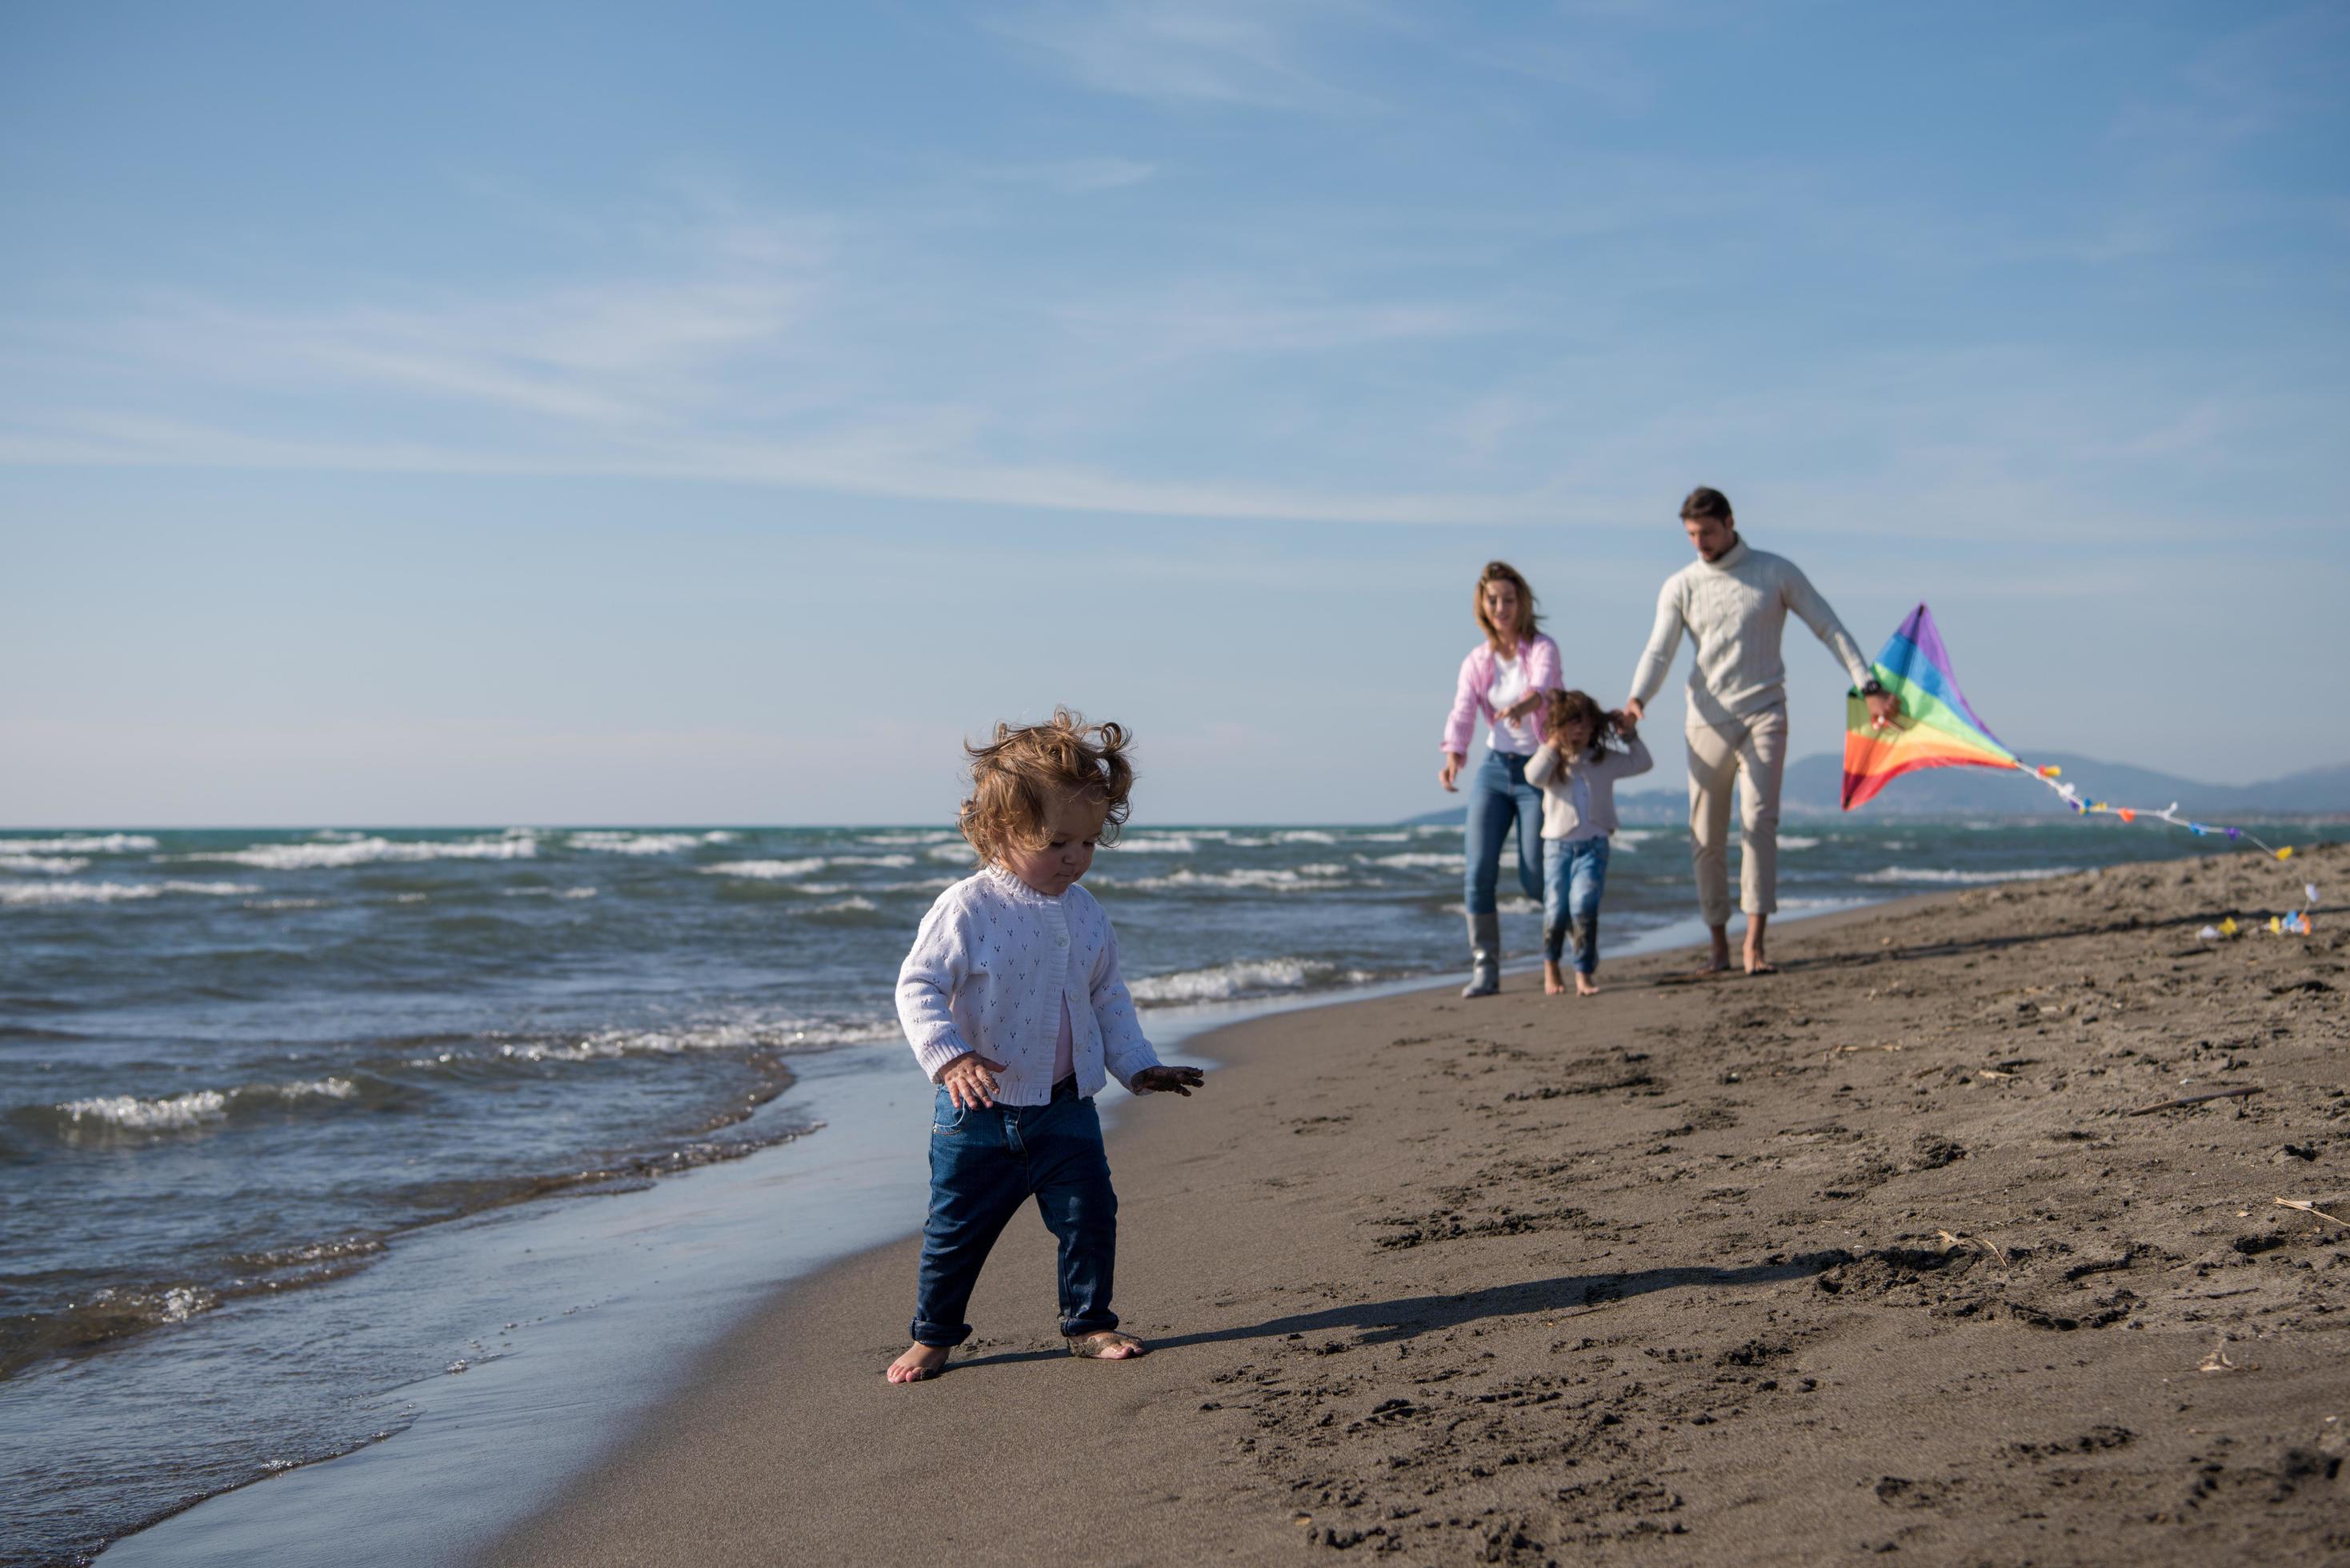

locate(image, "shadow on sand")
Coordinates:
955 1252 1852 1371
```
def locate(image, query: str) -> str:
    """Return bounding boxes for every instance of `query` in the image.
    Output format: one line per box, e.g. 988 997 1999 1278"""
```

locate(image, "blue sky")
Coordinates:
3 2 2344 826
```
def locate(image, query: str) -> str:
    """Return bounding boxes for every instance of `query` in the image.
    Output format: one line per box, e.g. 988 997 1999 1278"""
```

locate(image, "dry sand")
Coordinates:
480 844 2348 1566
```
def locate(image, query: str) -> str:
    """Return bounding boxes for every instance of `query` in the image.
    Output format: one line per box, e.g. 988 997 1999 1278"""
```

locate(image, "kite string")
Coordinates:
2012 762 2295 858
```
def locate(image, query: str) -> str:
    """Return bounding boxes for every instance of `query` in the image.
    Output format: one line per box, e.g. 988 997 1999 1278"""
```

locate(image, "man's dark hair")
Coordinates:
1679 486 1733 523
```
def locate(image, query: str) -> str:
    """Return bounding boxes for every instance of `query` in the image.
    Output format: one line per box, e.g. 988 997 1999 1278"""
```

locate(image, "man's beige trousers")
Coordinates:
1685 702 1788 926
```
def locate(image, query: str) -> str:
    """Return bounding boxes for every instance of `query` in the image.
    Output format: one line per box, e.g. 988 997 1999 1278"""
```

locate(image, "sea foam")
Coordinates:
185 834 538 870
1855 865 2080 886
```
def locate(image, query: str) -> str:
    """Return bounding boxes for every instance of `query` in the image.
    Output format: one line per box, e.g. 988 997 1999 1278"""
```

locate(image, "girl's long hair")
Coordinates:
1543 689 1614 762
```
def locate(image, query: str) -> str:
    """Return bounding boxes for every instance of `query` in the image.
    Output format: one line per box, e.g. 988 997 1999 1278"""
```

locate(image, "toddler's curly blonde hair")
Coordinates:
958 709 1135 864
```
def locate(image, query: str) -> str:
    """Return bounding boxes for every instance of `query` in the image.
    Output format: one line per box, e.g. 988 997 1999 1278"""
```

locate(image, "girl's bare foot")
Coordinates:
1575 972 1600 996
886 1343 950 1383
1067 1330 1145 1360
1542 961 1567 996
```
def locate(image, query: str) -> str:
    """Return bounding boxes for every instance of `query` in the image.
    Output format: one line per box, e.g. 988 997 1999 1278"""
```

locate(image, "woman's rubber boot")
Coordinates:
1462 911 1502 997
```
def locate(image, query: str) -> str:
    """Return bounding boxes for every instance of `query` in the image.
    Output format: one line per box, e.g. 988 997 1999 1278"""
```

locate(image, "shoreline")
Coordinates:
88 906 1843 1566
473 846 2344 1566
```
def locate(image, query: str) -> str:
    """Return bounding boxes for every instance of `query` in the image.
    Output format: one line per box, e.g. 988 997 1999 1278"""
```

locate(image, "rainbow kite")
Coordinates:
1842 604 2301 867
1840 604 2019 809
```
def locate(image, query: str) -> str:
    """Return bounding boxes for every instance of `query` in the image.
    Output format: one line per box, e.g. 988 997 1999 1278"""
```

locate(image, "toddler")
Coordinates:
887 710 1205 1384
1523 690 1652 996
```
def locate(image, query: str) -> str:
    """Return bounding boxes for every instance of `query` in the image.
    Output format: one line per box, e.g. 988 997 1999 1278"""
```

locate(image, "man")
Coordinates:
1623 487 1896 974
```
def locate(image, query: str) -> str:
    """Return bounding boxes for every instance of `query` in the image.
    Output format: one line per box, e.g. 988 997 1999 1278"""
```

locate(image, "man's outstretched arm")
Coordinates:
1783 565 1896 725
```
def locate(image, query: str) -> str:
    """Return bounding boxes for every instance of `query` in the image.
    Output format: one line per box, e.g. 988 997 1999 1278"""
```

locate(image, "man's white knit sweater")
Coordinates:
1628 538 1872 727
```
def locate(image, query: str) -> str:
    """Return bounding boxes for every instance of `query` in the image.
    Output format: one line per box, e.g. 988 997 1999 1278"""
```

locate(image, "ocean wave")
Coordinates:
482 1015 897 1065
566 831 710 855
184 833 538 870
799 896 879 917
1371 852 1462 870
1116 867 1351 893
1780 836 1820 850
1354 831 1411 842
829 853 915 869
1113 834 1199 854
1128 956 1375 1004
0 854 89 875
859 831 959 846
1614 829 1657 847
702 858 826 880
47 1078 359 1134
500 886 600 899
246 897 329 910
0 879 260 906
1271 830 1338 845
0 833 158 854
1854 865 2080 886
927 842 979 864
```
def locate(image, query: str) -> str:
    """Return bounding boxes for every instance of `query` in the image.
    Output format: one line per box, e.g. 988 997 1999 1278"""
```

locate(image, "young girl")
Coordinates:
887 710 1205 1384
1523 690 1652 997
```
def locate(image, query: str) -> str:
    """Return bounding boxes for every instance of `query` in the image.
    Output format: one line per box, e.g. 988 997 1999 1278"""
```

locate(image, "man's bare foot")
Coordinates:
1543 960 1567 996
1575 972 1600 996
886 1343 950 1383
1744 946 1777 975
1067 1330 1145 1360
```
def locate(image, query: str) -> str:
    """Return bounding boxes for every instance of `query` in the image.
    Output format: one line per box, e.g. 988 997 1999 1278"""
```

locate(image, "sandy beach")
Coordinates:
479 843 2347 1567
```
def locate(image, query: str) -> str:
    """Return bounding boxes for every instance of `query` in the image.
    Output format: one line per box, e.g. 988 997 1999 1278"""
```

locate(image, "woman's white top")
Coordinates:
896 866 1161 1105
1487 650 1540 755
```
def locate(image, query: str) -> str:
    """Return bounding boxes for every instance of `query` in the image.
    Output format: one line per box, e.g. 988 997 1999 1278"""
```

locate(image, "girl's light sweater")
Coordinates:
895 866 1160 1106
1523 733 1655 840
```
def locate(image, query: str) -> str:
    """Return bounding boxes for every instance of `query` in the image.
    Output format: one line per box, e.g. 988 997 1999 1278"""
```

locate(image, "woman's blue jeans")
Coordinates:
912 1077 1119 1348
1463 748 1543 915
1542 835 1611 973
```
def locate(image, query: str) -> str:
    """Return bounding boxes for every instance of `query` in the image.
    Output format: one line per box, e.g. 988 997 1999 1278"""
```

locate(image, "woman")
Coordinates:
1438 561 1561 996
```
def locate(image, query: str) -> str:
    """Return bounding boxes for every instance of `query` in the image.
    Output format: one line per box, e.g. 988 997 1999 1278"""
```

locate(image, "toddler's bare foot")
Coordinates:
886 1342 950 1383
1067 1330 1145 1360
1575 972 1600 996
1542 961 1567 996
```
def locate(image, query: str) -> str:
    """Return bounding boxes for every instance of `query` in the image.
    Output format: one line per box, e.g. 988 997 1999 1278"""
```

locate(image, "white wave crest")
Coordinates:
702 858 825 880
1779 835 1821 851
185 834 538 870
927 842 979 864
1118 867 1347 893
53 1077 354 1131
1371 852 1462 870
490 1015 899 1064
1272 830 1338 844
1112 834 1199 854
829 853 915 869
1854 865 2079 886
501 886 601 899
0 854 88 875
1 879 258 906
566 831 706 855
802 896 878 915
859 831 959 846
1128 956 1373 1004
0 834 158 854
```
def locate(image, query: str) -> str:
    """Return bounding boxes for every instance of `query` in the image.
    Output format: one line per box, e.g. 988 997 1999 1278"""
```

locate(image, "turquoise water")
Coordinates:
0 818 2335 1565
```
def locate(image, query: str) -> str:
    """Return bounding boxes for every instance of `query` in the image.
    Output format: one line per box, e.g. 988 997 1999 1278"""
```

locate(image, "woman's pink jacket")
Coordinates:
1440 634 1563 756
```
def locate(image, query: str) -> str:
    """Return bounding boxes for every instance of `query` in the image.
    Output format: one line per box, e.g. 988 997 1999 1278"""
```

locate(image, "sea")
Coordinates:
1 818 2336 1566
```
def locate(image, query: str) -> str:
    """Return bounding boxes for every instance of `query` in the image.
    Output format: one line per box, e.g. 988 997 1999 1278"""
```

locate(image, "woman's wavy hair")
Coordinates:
958 708 1135 864
1543 688 1614 761
1472 560 1542 648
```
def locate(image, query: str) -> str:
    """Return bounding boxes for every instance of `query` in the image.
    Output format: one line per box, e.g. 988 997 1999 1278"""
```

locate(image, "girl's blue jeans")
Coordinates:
1542 835 1611 974
1463 748 1543 915
912 1076 1119 1348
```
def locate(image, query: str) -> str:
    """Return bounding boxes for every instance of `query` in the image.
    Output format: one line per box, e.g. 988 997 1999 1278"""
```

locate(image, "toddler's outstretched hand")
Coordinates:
937 1052 1010 1110
1131 1065 1206 1097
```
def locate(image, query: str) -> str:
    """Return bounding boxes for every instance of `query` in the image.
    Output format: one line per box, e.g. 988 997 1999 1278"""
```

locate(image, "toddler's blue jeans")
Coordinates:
1542 835 1611 974
911 1075 1119 1348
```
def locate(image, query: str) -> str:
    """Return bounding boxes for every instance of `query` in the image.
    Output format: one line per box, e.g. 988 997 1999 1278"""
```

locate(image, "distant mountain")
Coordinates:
1408 754 2350 825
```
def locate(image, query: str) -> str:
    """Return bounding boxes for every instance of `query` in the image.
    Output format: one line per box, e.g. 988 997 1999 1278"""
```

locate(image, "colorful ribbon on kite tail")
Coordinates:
2018 764 2296 860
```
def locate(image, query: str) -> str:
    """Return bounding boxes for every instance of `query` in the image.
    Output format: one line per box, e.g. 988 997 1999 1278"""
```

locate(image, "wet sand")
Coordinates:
480 844 2348 1566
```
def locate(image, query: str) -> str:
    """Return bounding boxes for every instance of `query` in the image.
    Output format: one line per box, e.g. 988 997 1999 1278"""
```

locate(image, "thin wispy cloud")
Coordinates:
986 0 1386 111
